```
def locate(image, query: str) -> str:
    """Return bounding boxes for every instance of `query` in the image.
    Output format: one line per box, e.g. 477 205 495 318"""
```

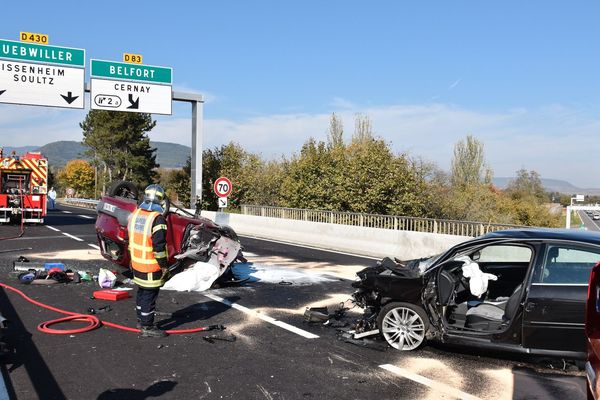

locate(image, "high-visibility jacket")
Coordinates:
128 208 168 288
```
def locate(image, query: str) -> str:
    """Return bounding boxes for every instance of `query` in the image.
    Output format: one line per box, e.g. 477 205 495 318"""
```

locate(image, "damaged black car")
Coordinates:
352 228 600 359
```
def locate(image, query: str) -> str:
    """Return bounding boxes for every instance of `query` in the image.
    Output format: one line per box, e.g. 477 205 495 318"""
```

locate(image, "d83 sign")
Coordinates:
214 177 232 198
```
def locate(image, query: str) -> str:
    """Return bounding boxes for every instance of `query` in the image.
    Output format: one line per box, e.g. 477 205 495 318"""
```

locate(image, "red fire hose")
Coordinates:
0 282 222 335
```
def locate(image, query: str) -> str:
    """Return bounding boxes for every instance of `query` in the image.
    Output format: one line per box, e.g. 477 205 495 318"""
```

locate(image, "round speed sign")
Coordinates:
213 177 232 198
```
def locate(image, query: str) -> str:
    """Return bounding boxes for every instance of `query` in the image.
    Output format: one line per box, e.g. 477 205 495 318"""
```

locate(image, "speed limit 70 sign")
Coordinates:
213 177 232 198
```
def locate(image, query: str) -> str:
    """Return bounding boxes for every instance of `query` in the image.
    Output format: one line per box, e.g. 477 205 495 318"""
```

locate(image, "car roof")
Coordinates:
479 228 600 246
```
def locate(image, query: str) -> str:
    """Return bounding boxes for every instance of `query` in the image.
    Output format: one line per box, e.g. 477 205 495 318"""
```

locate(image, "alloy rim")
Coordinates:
381 307 425 350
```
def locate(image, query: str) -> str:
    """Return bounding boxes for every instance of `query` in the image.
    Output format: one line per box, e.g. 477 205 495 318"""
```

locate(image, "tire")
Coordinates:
219 224 239 242
377 302 429 351
107 181 139 200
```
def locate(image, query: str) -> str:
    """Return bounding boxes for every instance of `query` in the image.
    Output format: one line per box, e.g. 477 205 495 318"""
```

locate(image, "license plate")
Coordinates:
103 203 116 213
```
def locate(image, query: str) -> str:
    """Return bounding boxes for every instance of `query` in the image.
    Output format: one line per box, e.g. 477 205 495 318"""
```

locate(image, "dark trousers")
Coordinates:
136 286 160 327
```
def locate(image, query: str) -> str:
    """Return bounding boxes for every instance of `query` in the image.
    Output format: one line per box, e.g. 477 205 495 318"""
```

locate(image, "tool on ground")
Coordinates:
202 332 236 343
88 305 112 315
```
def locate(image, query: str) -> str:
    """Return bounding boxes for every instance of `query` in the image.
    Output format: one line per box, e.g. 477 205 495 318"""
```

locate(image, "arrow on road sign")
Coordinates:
60 91 79 104
0 90 5 96
127 94 139 109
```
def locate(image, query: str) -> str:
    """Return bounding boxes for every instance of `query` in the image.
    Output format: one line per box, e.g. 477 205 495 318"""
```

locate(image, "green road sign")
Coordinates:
0 39 85 67
90 59 172 84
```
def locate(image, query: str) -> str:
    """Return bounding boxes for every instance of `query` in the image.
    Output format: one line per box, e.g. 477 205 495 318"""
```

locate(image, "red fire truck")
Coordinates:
0 149 48 224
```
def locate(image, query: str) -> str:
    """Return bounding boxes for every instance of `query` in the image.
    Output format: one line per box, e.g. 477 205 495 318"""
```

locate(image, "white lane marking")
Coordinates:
78 214 94 219
203 293 319 339
61 210 73 214
46 224 87 243
88 244 100 250
379 364 482 400
239 234 380 260
61 232 84 242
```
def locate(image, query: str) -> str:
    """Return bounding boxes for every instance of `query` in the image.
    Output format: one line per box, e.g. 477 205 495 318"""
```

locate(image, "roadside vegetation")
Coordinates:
56 111 563 227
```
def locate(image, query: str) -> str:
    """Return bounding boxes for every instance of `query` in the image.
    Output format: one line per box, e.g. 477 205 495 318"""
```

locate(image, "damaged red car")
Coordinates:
94 181 244 287
352 229 600 359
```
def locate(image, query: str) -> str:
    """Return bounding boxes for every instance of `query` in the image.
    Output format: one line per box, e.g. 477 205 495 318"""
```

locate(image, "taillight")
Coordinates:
117 227 127 241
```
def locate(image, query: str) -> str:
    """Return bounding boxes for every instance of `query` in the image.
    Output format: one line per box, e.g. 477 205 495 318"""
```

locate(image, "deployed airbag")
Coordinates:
456 255 497 297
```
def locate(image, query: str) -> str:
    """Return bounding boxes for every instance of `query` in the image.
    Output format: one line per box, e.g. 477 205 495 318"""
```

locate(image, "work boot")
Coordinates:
140 325 168 338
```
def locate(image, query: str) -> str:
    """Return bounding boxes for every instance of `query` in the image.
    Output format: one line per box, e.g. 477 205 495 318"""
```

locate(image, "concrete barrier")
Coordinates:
201 211 471 260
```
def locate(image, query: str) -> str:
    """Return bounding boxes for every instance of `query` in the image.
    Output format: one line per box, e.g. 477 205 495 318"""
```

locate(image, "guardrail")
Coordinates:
59 199 526 238
61 198 99 209
241 205 526 237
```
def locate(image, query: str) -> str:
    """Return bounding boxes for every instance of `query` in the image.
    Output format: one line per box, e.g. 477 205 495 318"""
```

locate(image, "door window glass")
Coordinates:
537 245 600 284
476 245 532 263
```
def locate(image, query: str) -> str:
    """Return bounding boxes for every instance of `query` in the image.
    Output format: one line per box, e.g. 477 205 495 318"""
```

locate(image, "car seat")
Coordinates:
464 283 524 330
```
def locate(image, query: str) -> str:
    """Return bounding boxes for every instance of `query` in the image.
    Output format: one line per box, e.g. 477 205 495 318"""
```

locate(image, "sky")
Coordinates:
1 1 599 187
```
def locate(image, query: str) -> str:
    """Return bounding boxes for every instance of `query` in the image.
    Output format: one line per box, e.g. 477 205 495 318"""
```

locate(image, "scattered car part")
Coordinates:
202 333 237 343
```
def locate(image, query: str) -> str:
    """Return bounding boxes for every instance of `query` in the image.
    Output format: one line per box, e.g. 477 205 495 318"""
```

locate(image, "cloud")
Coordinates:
3 101 600 188
448 79 461 90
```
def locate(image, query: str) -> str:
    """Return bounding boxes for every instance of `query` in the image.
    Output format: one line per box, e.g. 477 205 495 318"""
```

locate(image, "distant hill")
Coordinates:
0 141 190 169
494 177 600 195
1 145 38 155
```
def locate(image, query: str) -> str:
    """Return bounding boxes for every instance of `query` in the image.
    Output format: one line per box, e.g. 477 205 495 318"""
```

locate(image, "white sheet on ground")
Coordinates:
162 261 220 292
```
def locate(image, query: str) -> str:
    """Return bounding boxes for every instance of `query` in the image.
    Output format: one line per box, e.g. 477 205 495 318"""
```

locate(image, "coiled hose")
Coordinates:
0 282 222 335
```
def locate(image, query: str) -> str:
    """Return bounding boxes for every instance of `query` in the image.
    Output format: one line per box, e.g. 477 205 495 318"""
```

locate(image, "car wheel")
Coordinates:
377 302 428 351
107 180 139 200
219 224 239 241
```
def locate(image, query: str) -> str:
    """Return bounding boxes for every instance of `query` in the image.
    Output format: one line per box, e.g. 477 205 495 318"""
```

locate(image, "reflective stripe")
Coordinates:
154 251 167 258
132 268 164 288
152 224 167 234
131 256 160 265
133 276 163 288
129 242 153 251
128 209 163 274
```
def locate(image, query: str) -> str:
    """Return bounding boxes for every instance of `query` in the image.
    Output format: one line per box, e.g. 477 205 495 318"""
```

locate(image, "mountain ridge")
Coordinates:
1 141 190 169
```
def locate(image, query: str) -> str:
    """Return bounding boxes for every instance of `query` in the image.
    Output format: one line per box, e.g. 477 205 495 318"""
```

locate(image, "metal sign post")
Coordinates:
84 84 205 209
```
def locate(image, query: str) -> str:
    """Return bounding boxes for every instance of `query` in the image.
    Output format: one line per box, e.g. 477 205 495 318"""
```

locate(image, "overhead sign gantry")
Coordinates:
0 37 85 109
90 58 172 115
0 32 203 207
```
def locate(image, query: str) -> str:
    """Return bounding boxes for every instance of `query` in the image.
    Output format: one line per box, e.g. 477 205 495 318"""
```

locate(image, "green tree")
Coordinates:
505 168 547 202
450 135 492 188
160 157 191 206
80 110 158 193
443 135 498 221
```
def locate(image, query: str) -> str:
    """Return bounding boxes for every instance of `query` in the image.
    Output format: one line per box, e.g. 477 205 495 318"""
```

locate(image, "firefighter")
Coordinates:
127 184 170 337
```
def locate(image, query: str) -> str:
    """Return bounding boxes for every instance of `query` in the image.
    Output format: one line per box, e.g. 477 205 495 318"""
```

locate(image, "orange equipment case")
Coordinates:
92 289 131 301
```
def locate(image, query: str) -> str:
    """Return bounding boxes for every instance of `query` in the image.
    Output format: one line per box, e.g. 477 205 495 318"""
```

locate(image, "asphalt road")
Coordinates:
579 210 600 231
0 204 587 400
